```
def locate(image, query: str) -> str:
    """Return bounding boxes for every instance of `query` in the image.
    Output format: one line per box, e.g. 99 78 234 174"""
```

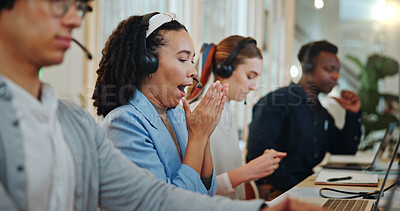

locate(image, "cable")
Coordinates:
319 180 399 199
319 188 379 199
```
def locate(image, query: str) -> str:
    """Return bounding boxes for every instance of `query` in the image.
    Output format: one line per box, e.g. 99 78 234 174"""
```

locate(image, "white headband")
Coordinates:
146 12 177 38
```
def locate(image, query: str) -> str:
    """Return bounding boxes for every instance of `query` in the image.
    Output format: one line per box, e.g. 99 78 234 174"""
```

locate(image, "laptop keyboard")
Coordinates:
323 199 369 211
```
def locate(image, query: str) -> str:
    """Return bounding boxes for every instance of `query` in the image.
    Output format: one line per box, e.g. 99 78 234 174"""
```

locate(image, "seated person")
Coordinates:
92 12 228 195
187 35 286 199
0 0 331 210
246 40 362 200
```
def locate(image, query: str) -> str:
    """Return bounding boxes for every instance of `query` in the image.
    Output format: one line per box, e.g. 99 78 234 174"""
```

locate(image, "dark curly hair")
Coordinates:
92 15 187 117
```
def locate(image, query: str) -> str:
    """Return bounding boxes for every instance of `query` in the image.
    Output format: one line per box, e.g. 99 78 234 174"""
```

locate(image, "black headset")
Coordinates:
301 42 316 73
136 12 160 76
214 37 257 78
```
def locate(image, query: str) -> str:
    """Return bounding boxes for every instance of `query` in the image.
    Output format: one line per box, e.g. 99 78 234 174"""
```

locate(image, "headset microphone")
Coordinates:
72 38 93 60
193 78 202 89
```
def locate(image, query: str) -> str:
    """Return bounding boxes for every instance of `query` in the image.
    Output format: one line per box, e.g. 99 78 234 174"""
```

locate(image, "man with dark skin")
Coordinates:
247 40 362 201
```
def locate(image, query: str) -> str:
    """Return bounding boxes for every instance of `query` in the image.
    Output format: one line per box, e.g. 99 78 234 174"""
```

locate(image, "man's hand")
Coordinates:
332 90 361 113
261 197 330 211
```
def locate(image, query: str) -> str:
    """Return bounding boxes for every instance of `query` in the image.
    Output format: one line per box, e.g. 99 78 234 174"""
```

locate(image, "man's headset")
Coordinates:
214 37 257 78
301 42 316 74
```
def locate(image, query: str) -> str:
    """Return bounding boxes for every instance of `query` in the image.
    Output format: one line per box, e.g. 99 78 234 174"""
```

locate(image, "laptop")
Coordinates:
382 166 400 210
298 134 400 211
372 137 400 211
323 122 397 170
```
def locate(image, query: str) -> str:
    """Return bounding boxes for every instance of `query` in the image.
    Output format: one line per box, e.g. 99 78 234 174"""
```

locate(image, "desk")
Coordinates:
268 169 400 210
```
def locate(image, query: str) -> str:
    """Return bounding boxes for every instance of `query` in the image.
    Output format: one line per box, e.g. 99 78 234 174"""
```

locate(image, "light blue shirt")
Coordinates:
103 90 217 195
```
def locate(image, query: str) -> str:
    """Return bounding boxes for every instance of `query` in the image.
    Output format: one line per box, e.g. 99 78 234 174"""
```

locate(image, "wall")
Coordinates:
41 24 86 107
295 0 400 129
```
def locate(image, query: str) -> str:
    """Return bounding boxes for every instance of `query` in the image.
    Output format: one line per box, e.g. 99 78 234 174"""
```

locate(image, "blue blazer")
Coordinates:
103 90 217 195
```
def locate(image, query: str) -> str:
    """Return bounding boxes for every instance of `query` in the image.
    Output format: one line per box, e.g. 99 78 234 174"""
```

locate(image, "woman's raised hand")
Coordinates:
246 149 286 181
182 81 229 141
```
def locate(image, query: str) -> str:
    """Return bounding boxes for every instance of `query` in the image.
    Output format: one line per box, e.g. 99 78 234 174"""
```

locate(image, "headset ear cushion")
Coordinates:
215 63 233 78
301 61 313 73
305 62 313 73
138 53 159 75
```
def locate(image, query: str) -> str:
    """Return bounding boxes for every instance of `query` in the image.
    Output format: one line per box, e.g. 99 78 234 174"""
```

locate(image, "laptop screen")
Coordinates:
370 122 397 169
373 135 400 211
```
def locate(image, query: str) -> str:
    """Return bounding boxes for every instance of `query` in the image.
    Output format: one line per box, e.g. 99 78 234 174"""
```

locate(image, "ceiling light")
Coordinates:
314 0 324 10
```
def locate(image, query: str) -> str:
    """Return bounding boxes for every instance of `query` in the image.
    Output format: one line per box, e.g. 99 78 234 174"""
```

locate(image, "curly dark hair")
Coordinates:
92 15 187 117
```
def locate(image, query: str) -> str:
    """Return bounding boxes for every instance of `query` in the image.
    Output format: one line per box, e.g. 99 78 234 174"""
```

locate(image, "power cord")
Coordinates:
319 181 398 199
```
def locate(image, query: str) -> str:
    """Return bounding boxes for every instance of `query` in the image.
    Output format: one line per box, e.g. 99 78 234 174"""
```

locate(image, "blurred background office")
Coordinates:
40 0 400 150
